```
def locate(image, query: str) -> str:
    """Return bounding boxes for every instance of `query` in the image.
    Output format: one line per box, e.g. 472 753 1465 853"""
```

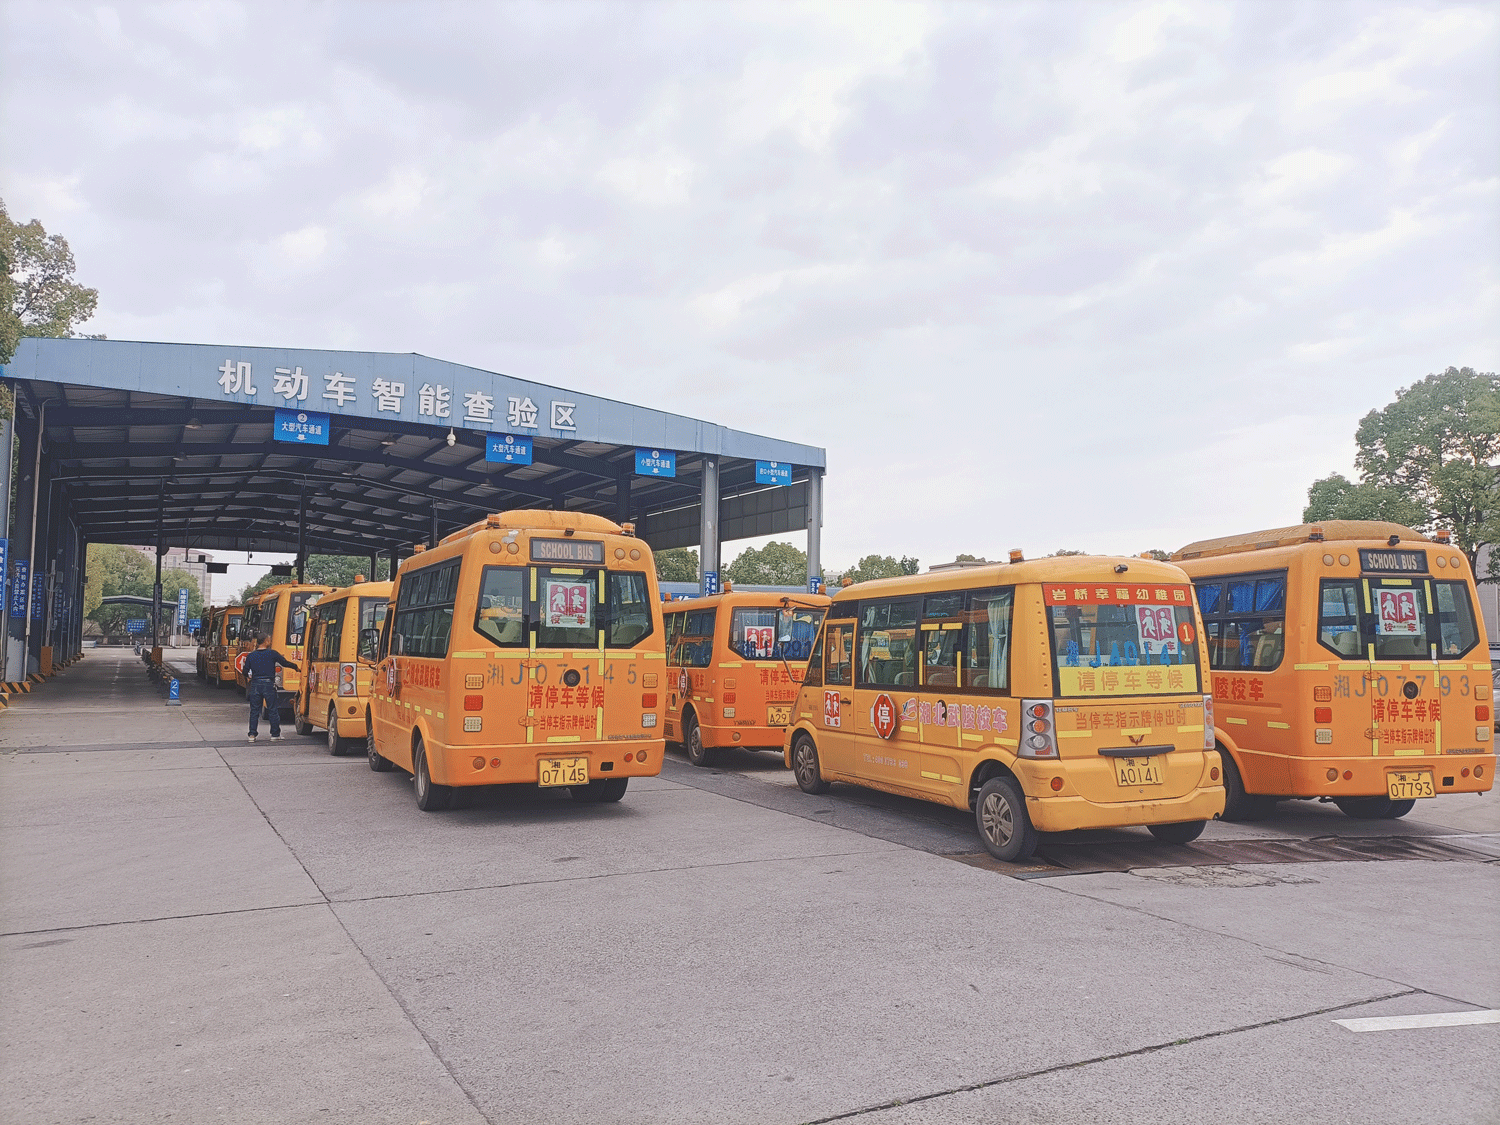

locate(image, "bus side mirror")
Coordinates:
360 628 380 661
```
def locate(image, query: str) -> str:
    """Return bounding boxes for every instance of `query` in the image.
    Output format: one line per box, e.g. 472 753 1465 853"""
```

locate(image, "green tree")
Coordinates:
841 554 920 583
1140 549 1172 562
304 554 391 588
654 547 698 583
1048 548 1087 557
236 571 284 603
724 541 806 586
1302 473 1427 528
84 545 153 634
1 196 100 365
1303 367 1499 572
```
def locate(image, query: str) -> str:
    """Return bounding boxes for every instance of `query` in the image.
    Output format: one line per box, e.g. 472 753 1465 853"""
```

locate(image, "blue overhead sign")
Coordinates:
756 460 792 487
189 618 202 632
274 408 330 445
126 619 147 634
702 571 719 595
636 449 676 478
485 434 533 465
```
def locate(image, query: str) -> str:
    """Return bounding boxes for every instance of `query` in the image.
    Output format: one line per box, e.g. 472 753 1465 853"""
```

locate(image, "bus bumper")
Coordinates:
428 738 668 788
1288 754 1495 798
1024 785 1226 833
702 722 785 751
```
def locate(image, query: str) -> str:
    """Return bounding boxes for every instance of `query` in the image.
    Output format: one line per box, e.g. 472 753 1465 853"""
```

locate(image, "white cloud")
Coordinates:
1 0 1495 569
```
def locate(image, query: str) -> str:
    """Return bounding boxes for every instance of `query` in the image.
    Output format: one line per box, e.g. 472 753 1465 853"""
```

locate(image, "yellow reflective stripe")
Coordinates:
920 771 941 780
644 652 665 660
1178 724 1204 733
1294 663 1329 671
995 737 1019 748
720 662 742 668
1058 730 1092 739
1267 721 1290 729
451 651 486 659
1393 748 1425 757
941 775 961 784
547 735 582 742
1226 717 1248 725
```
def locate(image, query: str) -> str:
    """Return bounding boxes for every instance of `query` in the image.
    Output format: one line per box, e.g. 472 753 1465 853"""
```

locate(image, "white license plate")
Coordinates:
539 757 589 787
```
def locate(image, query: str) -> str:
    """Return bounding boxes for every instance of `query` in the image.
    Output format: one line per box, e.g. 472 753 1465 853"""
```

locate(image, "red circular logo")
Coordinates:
1178 622 1196 645
870 692 899 740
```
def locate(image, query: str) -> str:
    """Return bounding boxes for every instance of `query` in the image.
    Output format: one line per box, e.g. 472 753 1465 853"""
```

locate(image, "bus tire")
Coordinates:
792 734 830 794
1384 798 1416 819
1148 820 1206 845
413 738 452 811
1334 796 1395 820
684 712 713 767
327 704 351 756
572 778 628 803
367 713 393 772
294 703 315 737
1220 748 1276 821
976 776 1037 862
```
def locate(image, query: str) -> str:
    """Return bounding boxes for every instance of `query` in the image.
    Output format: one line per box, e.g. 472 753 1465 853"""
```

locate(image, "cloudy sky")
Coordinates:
3 0 1497 583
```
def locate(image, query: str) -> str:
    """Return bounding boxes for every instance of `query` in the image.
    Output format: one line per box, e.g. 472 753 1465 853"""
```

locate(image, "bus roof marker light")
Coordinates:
1009 549 1024 563
1388 535 1400 546
621 522 636 537
1435 529 1452 543
1114 563 1128 574
1308 526 1325 541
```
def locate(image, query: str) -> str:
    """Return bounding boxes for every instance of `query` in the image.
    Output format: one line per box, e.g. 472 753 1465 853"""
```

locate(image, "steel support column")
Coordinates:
805 468 823 593
698 458 719 595
296 484 307 583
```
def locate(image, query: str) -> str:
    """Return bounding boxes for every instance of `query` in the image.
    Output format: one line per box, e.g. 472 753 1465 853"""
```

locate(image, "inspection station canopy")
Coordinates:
2 338 826 559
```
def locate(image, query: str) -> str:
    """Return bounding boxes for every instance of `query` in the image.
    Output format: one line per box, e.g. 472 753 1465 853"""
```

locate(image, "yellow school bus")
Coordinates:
1174 521 1494 820
368 511 665 811
234 582 333 707
204 605 244 688
663 589 830 765
294 580 392 755
195 607 217 680
784 555 1225 861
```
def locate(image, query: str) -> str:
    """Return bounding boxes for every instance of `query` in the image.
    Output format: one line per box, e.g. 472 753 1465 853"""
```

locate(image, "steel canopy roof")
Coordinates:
3 338 825 556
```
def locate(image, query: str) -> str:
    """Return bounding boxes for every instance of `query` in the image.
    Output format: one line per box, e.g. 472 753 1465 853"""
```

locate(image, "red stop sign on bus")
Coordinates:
871 692 899 740
234 651 249 675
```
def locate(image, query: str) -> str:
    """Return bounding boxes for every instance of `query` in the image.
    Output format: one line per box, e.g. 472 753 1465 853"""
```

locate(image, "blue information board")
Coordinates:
177 588 190 627
0 538 8 598
10 559 28 619
485 434 534 465
273 409 330 445
756 460 792 486
702 570 719 595
30 571 44 621
126 619 147 634
189 618 202 631
808 576 823 595
635 449 676 478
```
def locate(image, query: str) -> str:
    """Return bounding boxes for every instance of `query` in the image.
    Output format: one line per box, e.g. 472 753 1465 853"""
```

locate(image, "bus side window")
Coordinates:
803 634 824 687
825 623 852 686
1318 580 1360 657
964 588 1012 692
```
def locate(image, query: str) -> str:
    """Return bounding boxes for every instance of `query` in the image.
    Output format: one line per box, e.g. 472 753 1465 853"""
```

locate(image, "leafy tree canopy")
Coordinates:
304 554 391 588
1048 548 1087 557
654 546 699 584
724 541 806 586
84 545 203 635
840 554 920 584
1140 549 1172 561
1 196 100 365
1303 367 1499 573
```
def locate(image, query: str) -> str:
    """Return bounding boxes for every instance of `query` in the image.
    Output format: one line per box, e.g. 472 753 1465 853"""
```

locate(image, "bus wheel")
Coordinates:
792 735 830 795
294 705 315 737
684 713 713 767
975 776 1038 862
1148 820 1206 844
1384 799 1416 819
1334 796 1395 819
327 704 351 756
413 738 452 811
572 778 628 803
1220 750 1276 821
367 712 393 772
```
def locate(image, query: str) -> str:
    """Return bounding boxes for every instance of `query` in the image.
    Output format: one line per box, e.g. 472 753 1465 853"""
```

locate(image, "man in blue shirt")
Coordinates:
243 631 298 743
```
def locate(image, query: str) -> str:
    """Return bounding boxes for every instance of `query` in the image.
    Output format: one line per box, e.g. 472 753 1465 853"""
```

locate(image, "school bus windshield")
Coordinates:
728 605 825 661
287 591 321 646
1047 584 1202 698
474 565 654 648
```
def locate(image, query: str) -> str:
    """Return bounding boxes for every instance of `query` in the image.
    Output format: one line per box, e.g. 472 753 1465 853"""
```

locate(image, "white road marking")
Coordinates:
1334 1011 1500 1033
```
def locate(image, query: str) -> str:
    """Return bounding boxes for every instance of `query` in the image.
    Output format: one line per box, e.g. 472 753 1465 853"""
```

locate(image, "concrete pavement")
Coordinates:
1 647 1495 1124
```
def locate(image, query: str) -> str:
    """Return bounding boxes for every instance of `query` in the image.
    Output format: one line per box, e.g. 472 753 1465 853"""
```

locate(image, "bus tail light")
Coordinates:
1313 707 1332 723
1203 695 1215 750
339 663 356 697
464 717 482 732
472 757 485 771
1313 685 1332 702
1478 705 1491 722
642 713 658 729
1018 699 1056 758
464 695 484 711
642 693 657 708
722 692 736 704
274 667 284 689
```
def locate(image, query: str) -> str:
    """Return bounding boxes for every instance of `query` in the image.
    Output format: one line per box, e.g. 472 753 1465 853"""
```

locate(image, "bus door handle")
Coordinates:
841 697 852 705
